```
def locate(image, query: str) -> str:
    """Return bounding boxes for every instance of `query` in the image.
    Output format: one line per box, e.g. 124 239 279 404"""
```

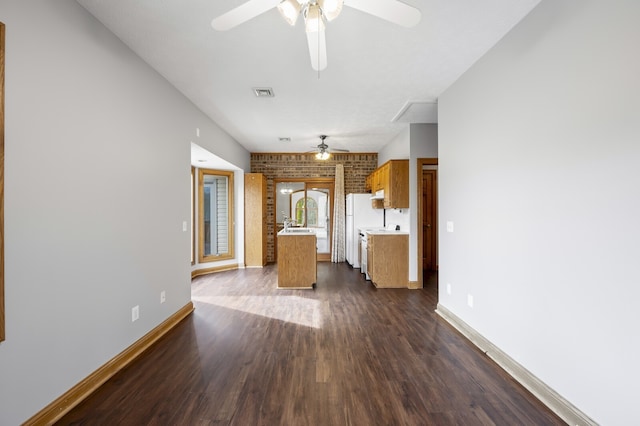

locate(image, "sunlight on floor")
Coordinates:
192 295 323 329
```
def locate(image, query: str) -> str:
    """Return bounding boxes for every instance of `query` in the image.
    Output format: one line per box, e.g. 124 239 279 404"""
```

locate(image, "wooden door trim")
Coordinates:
1 22 5 342
417 158 437 289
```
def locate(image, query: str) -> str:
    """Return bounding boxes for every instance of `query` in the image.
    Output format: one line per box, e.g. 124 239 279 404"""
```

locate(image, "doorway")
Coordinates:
275 178 334 262
422 170 437 271
417 159 438 288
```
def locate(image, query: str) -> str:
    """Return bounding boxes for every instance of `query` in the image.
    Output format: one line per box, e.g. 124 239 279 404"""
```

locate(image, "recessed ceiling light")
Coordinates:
253 87 275 97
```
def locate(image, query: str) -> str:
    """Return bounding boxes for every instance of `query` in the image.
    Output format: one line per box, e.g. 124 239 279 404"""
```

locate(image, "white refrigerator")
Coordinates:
346 193 384 267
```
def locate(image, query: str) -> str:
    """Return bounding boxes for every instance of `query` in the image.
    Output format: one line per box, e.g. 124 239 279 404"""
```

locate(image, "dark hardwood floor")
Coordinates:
57 263 565 425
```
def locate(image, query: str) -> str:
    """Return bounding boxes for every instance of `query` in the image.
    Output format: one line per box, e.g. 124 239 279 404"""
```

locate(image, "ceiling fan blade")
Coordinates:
211 0 279 31
346 0 421 28
306 30 327 71
332 148 350 152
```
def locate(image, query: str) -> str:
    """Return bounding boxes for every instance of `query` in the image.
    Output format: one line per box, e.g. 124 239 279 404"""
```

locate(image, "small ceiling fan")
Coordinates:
310 135 349 159
211 0 421 71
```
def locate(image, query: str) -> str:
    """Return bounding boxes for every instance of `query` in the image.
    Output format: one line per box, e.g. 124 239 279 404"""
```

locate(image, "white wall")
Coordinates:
383 208 409 232
438 1 640 424
410 124 438 159
0 1 248 424
378 127 409 165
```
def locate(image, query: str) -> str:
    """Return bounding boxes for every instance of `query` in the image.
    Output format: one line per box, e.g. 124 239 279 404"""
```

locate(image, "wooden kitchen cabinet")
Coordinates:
365 173 373 192
244 173 267 267
376 163 389 192
368 160 409 209
371 167 380 191
366 233 408 288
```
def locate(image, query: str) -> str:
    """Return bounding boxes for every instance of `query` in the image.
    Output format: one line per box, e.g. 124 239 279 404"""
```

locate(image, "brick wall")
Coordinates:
250 153 378 262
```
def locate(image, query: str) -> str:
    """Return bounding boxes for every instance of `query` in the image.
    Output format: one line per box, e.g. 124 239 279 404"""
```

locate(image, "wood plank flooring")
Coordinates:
56 263 565 425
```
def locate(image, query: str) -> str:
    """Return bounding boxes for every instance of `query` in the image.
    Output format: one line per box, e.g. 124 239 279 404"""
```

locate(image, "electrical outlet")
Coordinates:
446 283 452 295
160 291 166 304
467 294 474 308
132 305 140 322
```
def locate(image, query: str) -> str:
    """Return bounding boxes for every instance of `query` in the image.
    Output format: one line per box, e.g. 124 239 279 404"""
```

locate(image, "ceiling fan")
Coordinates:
211 0 421 71
310 135 349 159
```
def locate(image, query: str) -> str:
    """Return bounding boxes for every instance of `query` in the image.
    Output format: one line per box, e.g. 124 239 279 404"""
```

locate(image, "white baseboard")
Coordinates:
436 303 597 426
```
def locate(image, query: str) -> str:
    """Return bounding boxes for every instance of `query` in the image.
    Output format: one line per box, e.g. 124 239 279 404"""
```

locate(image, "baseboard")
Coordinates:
435 304 596 426
191 263 239 278
408 280 420 289
24 302 195 426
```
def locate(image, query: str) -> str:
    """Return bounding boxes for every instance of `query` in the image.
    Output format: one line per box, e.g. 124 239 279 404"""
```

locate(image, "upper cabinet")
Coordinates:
367 160 409 209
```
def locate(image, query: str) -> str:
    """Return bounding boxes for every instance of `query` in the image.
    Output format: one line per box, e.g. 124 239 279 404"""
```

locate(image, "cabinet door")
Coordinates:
245 173 267 267
261 174 267 264
385 161 409 209
372 169 381 191
379 163 390 192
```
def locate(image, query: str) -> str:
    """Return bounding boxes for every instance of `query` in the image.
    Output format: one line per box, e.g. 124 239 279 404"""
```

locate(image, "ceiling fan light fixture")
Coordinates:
315 150 330 160
277 0 301 26
318 0 343 22
304 4 326 33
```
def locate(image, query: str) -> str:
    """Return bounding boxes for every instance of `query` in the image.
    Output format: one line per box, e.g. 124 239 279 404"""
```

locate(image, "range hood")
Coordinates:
370 189 385 200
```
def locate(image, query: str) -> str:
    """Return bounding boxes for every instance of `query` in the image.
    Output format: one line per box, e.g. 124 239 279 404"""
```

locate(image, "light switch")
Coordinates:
446 221 454 233
182 221 188 232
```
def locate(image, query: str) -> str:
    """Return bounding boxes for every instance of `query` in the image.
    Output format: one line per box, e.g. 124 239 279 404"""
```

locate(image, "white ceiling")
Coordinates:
76 0 540 154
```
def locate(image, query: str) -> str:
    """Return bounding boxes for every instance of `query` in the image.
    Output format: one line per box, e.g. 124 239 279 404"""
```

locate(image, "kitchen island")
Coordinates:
277 229 317 289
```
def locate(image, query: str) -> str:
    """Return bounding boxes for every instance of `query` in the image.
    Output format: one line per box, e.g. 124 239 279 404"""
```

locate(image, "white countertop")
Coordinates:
365 230 409 235
277 228 317 236
358 227 385 234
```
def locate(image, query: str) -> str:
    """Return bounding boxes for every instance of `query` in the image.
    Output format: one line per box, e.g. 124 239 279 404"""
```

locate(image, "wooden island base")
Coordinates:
277 232 317 289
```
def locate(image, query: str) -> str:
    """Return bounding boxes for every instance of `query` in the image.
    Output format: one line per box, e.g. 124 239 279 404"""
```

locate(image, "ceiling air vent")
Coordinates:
253 87 275 97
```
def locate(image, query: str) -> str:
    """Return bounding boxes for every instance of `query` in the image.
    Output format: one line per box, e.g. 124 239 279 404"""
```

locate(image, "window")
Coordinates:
295 197 318 227
198 168 234 263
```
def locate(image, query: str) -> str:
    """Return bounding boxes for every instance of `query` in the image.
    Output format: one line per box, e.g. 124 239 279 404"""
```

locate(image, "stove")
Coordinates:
358 228 384 280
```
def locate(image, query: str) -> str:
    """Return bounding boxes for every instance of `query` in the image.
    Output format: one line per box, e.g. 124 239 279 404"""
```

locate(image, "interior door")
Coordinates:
422 170 437 271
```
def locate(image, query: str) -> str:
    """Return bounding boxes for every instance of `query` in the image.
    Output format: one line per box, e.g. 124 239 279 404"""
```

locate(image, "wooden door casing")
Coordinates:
422 170 437 272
